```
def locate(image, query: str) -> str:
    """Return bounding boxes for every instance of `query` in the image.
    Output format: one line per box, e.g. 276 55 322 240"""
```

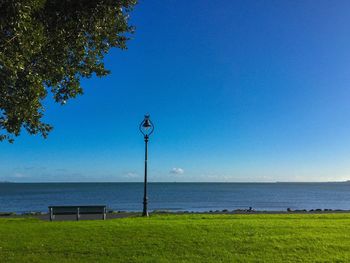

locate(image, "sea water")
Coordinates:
0 182 349 213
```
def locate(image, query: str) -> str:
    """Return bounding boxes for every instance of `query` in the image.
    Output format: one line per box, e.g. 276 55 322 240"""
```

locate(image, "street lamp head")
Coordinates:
139 114 154 137
142 118 152 129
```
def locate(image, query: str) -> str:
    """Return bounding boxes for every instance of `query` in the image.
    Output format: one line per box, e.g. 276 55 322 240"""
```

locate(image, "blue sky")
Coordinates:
1 0 350 182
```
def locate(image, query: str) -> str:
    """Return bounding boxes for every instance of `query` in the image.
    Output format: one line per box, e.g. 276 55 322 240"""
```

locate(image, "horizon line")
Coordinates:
1 181 349 184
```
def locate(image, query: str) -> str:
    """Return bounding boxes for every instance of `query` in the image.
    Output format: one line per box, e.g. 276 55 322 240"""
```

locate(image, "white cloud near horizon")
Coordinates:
13 172 26 178
125 172 139 178
170 168 184 175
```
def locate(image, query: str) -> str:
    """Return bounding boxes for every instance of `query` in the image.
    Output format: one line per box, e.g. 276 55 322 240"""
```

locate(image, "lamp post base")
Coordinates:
142 199 149 217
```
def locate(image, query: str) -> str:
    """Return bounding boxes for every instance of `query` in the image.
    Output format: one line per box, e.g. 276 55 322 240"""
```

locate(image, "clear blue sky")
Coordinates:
1 0 350 182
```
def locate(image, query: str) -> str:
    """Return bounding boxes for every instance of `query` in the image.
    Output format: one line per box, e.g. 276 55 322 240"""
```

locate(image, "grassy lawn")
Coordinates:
0 213 349 262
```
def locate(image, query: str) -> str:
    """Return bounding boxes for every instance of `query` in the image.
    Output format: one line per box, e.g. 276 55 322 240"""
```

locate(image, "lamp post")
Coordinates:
139 114 154 217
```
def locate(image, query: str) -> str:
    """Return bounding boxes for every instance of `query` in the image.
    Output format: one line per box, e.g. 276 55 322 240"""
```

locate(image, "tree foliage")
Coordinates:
0 0 136 142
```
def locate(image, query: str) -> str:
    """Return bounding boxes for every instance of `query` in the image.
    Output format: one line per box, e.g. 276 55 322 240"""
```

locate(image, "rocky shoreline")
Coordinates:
1 208 350 218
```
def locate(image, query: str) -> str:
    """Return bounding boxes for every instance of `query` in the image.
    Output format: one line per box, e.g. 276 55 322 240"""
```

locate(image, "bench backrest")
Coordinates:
49 206 106 215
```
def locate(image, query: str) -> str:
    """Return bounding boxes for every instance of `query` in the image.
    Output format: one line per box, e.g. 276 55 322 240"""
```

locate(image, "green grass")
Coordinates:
0 214 350 262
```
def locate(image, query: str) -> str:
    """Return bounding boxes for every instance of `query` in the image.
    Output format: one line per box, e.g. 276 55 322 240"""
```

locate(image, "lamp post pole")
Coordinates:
139 115 154 217
143 134 149 217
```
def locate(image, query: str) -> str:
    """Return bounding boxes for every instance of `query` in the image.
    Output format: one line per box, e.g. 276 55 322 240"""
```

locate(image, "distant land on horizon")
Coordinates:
1 181 350 184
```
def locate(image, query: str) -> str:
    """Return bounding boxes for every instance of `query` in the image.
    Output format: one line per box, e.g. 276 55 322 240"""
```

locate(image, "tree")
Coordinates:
0 0 136 142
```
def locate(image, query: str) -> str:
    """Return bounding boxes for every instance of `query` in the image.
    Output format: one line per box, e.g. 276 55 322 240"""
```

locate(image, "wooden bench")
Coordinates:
48 205 107 221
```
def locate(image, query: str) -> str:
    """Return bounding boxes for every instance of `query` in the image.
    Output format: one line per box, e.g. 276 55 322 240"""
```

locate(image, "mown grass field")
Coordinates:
0 213 349 262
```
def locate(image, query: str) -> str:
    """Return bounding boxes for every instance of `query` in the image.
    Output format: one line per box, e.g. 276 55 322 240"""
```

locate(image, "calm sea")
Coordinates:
0 182 349 213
